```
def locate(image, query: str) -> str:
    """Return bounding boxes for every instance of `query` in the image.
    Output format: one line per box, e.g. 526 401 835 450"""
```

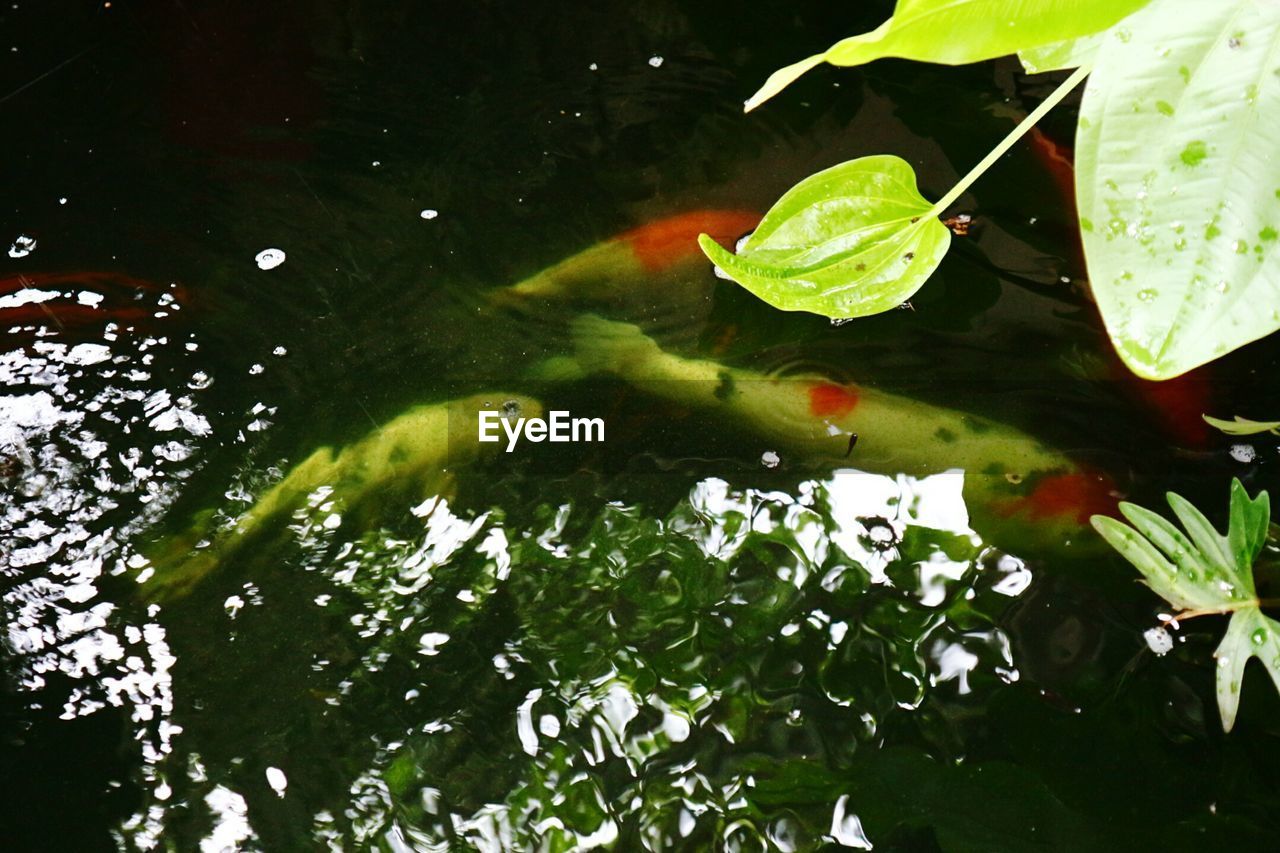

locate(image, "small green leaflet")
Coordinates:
1203 415 1280 437
1076 0 1280 379
1091 479 1276 731
745 0 1151 111
697 156 950 318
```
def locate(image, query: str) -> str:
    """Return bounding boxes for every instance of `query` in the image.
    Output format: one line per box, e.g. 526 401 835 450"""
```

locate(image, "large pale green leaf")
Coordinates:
1076 0 1280 379
746 0 1151 111
1017 31 1104 73
1092 479 1277 731
697 155 950 318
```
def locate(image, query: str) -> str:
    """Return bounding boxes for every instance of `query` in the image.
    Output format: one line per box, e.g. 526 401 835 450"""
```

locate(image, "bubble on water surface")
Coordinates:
419 209 439 220
648 55 664 68
266 767 288 797
418 632 451 656
1144 627 1173 656
254 248 286 270
8 233 36 258
1229 443 1256 463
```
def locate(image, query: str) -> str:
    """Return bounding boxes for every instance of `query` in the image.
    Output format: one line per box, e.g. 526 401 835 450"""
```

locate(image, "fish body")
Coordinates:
143 392 542 600
572 315 1115 556
492 210 759 334
0 271 184 342
1027 130 1215 446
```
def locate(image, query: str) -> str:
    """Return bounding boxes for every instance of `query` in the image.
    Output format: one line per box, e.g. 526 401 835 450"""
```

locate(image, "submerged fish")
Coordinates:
142 392 542 600
569 314 1117 556
0 271 185 343
491 209 760 335
1026 130 1216 446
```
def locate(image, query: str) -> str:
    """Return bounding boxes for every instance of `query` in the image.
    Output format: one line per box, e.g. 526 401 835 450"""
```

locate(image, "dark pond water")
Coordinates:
4 1 1280 850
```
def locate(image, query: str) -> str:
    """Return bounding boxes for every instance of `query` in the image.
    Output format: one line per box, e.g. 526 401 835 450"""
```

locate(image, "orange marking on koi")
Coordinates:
0 271 184 341
619 209 761 272
1005 470 1119 525
808 382 860 419
1027 127 1076 209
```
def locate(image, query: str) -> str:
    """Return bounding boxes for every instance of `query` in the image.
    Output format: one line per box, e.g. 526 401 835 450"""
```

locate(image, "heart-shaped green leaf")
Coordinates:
1076 0 1280 379
746 0 1151 111
698 155 951 318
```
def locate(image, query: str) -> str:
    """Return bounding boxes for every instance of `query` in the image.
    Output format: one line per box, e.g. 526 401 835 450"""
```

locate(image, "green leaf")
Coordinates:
1076 0 1280 379
1092 479 1275 731
745 0 1152 111
1215 609 1280 732
697 155 951 318
1091 512 1228 613
1116 503 1211 593
1017 31 1104 73
1203 414 1280 436
1228 478 1270 568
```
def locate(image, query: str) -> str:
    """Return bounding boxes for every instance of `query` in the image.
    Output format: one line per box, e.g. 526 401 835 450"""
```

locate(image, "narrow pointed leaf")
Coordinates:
1090 515 1204 611
1215 609 1280 732
1228 478 1270 569
744 54 825 113
1076 0 1280 378
1203 414 1280 436
1165 492 1236 587
746 0 1151 110
1118 502 1209 580
698 155 951 318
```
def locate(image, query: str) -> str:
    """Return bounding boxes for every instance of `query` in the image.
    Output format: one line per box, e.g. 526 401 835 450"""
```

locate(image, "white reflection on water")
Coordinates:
255 467 1024 850
0 295 232 847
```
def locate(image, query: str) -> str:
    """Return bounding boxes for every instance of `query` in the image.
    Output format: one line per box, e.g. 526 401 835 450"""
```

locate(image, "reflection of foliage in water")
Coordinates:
118 468 1046 849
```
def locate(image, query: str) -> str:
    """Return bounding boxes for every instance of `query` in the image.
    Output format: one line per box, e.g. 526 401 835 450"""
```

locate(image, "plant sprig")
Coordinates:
1091 479 1279 731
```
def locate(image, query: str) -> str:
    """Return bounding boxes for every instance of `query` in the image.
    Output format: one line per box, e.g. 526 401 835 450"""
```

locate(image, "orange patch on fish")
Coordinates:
620 209 761 272
0 271 184 339
1027 127 1076 209
1004 470 1119 525
808 382 860 419
1131 368 1214 448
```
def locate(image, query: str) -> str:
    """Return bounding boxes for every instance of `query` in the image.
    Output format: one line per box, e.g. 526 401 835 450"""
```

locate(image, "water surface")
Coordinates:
3 1 1280 850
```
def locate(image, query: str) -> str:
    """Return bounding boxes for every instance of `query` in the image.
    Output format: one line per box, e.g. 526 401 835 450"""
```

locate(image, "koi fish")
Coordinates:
141 392 543 601
0 271 185 344
1027 130 1215 446
569 314 1118 556
491 209 760 315
1027 127 1077 216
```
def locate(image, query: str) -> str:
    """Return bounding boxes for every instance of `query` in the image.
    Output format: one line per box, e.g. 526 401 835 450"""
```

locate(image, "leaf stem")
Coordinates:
926 64 1091 220
1161 598 1280 624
